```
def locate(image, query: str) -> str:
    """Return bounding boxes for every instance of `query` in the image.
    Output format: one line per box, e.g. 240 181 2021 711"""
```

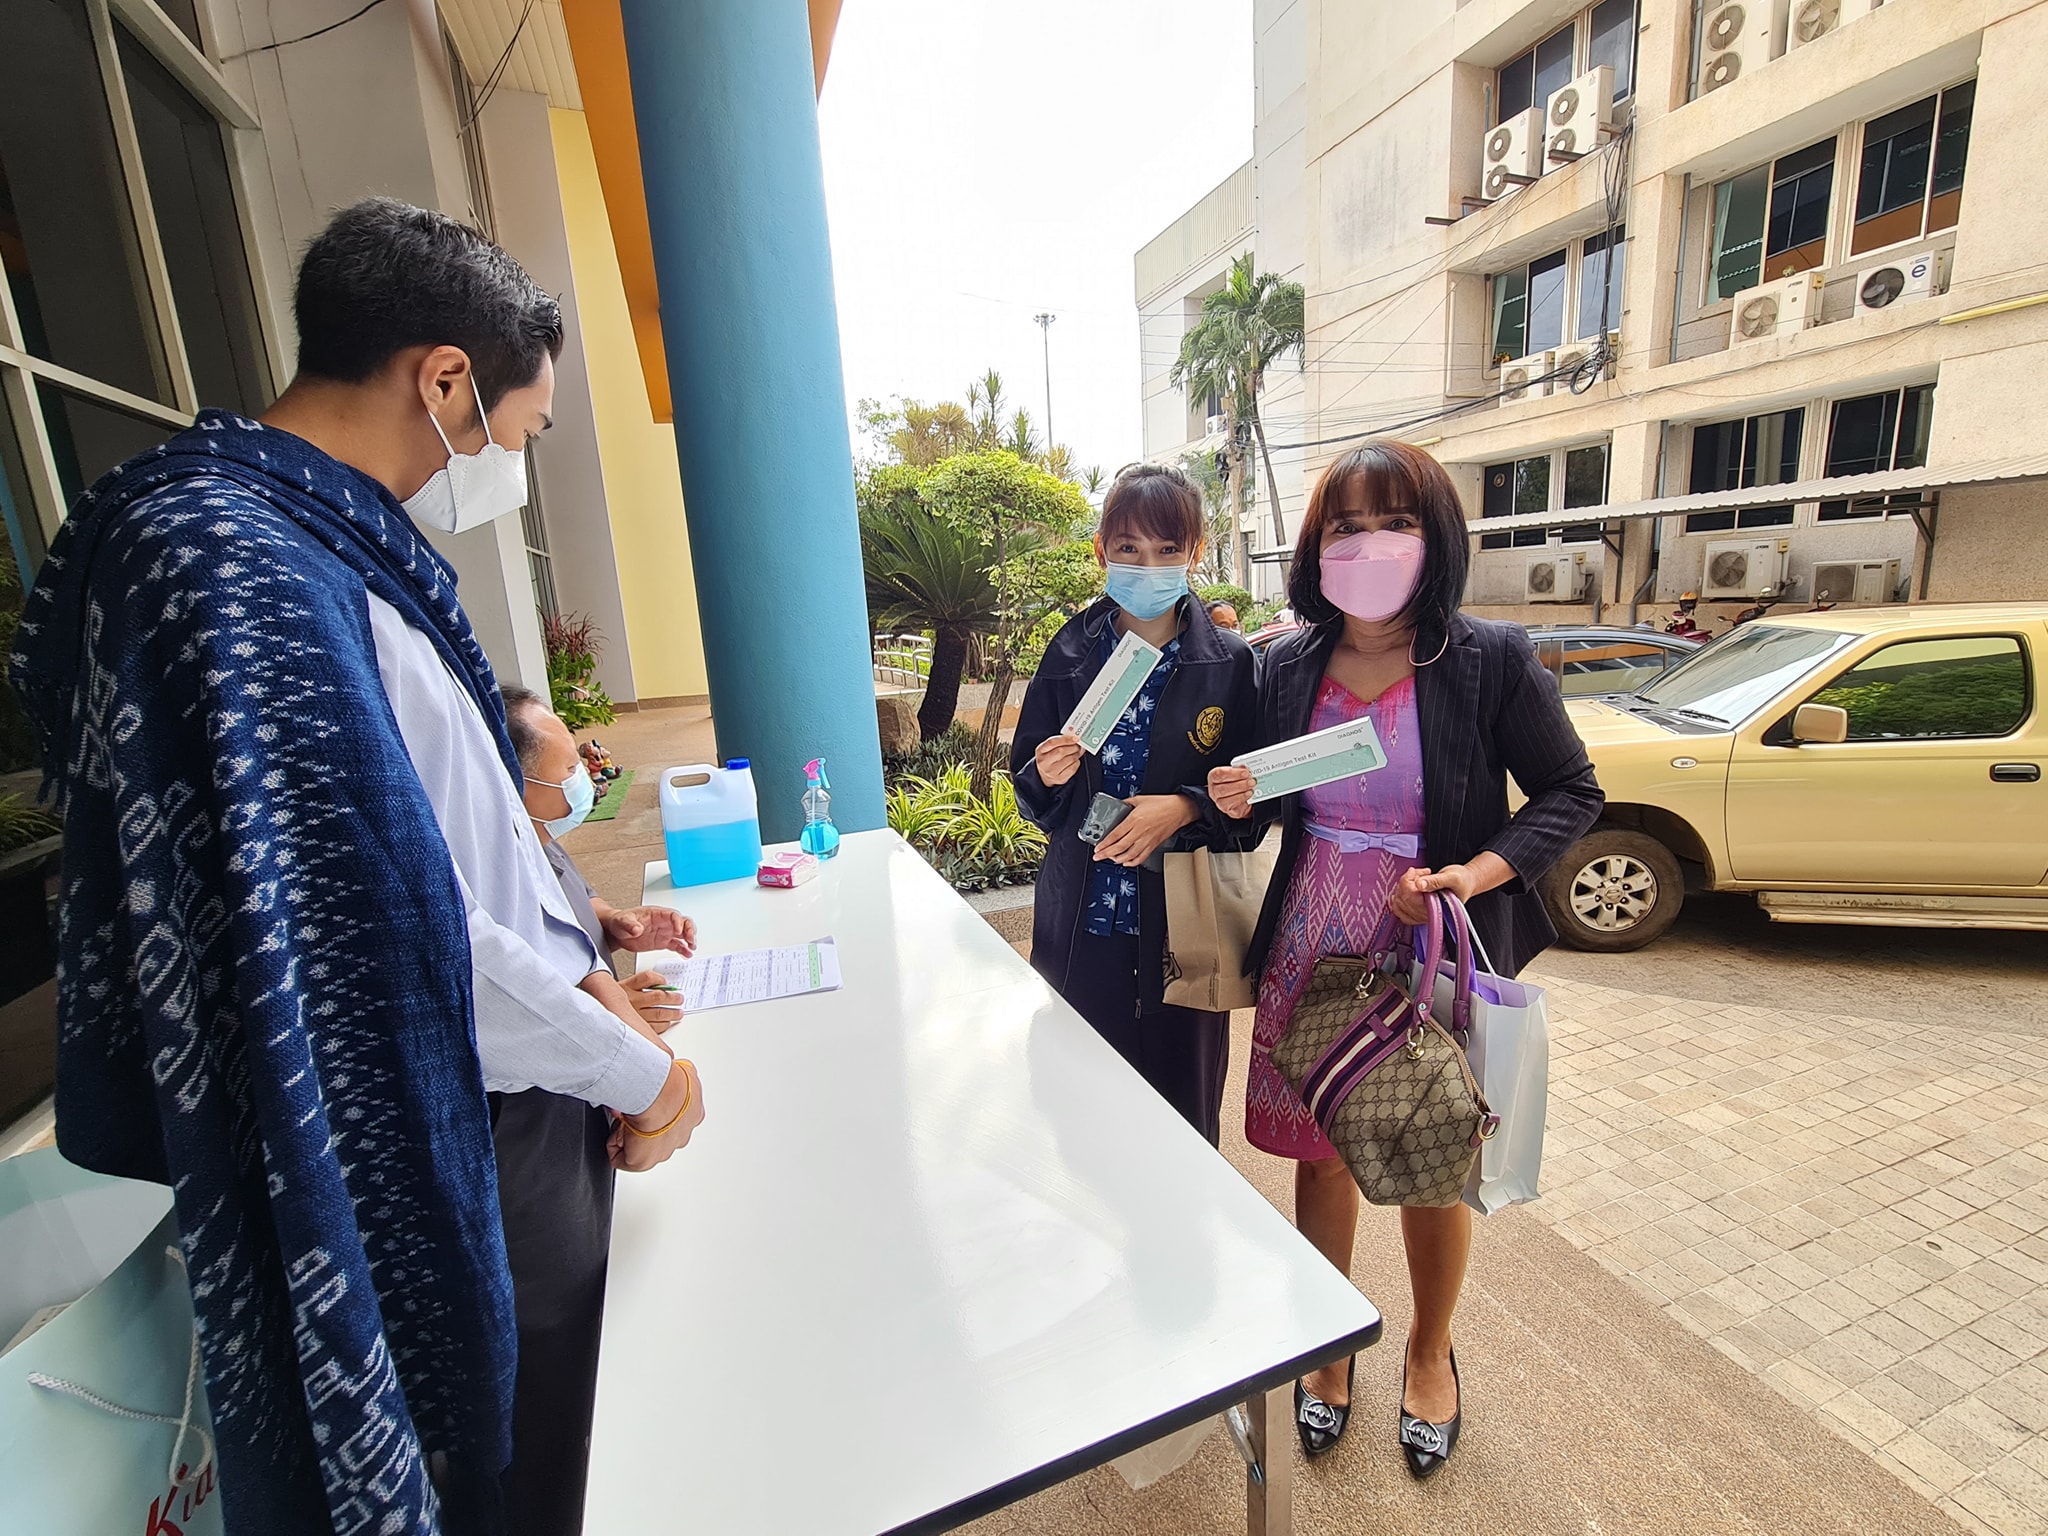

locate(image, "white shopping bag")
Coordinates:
0 1149 221 1536
1111 1415 1216 1489
1424 898 1551 1215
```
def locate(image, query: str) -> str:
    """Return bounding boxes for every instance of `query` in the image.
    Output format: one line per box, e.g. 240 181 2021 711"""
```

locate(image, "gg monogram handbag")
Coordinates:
1269 893 1497 1207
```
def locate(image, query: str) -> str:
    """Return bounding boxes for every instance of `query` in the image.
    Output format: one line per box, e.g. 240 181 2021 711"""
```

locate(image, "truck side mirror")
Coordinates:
1792 703 1849 744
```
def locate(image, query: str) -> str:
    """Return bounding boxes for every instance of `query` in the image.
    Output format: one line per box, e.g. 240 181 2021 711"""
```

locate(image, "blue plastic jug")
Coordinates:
660 759 762 886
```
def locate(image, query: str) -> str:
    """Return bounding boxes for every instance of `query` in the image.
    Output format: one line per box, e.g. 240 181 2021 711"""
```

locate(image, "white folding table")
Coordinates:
588 829 1380 1535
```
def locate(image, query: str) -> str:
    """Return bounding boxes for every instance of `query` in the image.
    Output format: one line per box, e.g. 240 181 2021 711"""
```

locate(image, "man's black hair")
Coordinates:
500 684 550 774
293 198 564 413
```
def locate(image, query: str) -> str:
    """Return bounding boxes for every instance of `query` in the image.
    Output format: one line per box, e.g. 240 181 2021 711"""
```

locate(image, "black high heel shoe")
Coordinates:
1399 1347 1461 1481
1295 1355 1355 1458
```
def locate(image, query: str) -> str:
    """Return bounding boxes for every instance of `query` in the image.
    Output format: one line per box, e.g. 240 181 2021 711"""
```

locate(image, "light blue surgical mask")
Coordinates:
528 762 596 838
1104 561 1189 621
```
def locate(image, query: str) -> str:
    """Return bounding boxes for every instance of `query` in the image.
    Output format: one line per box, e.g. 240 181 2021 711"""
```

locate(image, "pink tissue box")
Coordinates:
757 851 818 888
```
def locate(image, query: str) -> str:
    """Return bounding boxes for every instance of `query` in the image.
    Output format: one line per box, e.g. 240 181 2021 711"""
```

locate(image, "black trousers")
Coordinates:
488 1088 616 1536
1061 928 1230 1146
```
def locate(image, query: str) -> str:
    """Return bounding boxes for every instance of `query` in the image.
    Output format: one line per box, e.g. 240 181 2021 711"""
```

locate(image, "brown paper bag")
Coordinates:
1161 830 1279 1012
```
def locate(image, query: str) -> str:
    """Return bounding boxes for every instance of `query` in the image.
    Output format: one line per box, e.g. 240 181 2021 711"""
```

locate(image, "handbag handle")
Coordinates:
1409 893 1447 1025
1434 891 1480 1034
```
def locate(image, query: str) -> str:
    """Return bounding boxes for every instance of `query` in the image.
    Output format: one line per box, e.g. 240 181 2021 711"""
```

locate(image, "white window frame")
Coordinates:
1843 78 1976 267
1479 439 1614 549
1488 228 1626 367
0 0 272 554
1493 0 1640 125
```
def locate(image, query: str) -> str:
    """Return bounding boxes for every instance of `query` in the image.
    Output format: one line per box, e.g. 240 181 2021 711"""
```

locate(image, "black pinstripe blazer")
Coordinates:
1244 612 1604 982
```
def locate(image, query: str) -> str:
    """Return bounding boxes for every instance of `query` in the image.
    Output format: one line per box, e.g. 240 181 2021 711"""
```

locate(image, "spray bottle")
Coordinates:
800 757 841 859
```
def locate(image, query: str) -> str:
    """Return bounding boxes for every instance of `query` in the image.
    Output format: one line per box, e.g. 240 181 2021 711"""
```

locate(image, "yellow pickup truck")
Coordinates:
1544 603 2048 951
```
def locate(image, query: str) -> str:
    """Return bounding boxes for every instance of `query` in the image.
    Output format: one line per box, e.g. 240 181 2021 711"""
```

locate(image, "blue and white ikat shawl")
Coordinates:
10 412 518 1534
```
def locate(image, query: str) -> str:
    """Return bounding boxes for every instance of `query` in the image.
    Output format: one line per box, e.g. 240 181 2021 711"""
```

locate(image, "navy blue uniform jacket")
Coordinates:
1011 596 1261 998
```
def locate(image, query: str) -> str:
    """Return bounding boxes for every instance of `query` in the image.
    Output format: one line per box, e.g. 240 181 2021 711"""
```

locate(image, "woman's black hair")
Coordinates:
294 198 564 413
1099 462 1205 550
1287 439 1469 649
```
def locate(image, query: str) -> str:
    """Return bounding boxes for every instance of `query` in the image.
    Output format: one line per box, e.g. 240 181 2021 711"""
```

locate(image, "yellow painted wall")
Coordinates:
550 107 709 702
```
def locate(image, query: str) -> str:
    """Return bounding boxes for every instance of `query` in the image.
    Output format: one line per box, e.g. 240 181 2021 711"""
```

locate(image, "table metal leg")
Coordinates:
1242 1381 1293 1536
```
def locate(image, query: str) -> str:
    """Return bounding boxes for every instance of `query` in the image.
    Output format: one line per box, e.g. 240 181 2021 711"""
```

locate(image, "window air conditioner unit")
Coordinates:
1550 338 1615 392
1787 0 1880 49
1546 66 1616 164
1730 272 1823 344
1204 413 1230 435
1811 558 1903 604
1500 351 1555 403
1525 552 1585 603
1702 538 1789 599
1698 0 1789 95
1854 249 1950 314
1482 108 1546 201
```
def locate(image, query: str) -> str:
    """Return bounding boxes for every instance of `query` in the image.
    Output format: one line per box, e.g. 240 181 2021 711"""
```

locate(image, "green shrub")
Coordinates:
0 792 60 855
885 766 1045 891
883 720 976 789
1197 582 1254 613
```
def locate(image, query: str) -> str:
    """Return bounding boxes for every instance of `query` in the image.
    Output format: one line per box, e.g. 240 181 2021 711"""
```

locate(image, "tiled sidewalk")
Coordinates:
1527 972 2048 1536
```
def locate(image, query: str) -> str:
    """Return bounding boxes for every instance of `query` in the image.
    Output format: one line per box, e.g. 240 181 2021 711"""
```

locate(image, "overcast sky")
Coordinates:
818 1 1253 482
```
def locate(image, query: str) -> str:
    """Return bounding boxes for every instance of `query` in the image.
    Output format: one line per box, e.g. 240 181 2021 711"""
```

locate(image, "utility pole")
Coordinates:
1033 312 1055 452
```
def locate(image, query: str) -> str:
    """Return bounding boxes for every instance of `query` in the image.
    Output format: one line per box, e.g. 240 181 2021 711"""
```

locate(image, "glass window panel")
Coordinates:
1690 418 1745 495
1559 638 1668 696
1513 454 1550 516
1563 445 1608 508
1825 391 1899 478
1712 167 1768 300
117 27 270 413
1752 408 1803 487
1929 80 1974 233
1811 636 2027 740
1526 248 1569 354
1480 456 1548 549
0 387 42 584
1852 96 1936 254
36 382 173 505
1896 383 1935 471
1533 25 1576 108
1589 0 1636 100
1766 139 1834 276
1481 459 1515 548
1578 225 1624 340
1498 51 1535 122
152 0 202 49
1492 267 1528 361
0 0 166 402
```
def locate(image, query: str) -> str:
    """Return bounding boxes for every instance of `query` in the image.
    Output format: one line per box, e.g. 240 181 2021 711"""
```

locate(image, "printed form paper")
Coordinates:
1062 628 1164 754
1233 714 1388 802
657 939 842 1011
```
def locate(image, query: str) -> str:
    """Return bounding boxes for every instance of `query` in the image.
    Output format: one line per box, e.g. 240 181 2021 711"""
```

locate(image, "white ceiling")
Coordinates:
439 0 583 112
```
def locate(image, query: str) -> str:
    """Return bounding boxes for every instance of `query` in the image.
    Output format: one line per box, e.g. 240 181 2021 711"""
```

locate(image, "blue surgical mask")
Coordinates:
1104 561 1189 621
528 762 596 838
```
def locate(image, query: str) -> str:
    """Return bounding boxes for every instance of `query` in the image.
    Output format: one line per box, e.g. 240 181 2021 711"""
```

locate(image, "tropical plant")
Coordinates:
1179 449 1236 583
860 464 1012 741
541 611 616 730
0 792 60 854
920 452 1094 798
884 766 1045 891
882 720 977 789
1171 253 1305 548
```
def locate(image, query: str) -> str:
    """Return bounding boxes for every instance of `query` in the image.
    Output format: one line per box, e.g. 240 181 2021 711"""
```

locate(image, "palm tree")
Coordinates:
1170 253 1305 549
860 496 1001 742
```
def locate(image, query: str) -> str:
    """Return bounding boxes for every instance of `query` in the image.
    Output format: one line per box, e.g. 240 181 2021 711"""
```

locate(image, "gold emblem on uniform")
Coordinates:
1190 706 1225 753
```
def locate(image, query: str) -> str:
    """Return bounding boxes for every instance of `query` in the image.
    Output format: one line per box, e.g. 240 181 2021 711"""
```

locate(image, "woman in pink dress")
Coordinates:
1212 441 1602 1478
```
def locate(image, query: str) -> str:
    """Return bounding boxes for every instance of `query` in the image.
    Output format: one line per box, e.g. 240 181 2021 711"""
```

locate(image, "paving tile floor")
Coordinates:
1523 970 2048 1536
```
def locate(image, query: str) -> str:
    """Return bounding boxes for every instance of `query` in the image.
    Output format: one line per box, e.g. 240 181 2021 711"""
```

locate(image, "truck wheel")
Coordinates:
1542 829 1684 952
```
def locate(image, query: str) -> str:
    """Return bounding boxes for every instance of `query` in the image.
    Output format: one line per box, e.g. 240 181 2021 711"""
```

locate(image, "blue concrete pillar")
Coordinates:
617 0 883 843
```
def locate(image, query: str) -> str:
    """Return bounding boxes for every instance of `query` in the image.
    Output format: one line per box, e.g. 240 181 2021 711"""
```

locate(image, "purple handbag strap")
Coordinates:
1410 894 1447 1024
1435 892 1478 1033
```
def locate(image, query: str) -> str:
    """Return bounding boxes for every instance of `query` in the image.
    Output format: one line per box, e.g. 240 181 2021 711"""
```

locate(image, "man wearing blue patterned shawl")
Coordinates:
8 201 702 1535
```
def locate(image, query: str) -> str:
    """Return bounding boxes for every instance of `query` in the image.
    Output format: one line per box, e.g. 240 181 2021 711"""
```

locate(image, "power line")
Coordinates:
220 0 396 60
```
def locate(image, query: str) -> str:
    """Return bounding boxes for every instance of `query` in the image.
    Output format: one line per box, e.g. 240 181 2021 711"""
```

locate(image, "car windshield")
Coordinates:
1631 624 1855 726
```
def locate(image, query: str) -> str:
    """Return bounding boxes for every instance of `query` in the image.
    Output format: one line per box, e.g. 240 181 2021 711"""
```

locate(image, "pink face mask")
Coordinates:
1318 530 1425 621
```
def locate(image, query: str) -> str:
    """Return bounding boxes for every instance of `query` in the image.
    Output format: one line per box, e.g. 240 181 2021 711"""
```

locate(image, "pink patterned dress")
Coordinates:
1246 673 1428 1160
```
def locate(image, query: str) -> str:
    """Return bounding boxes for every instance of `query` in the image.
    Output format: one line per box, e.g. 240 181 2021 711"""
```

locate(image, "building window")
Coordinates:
1851 82 1973 258
1684 410 1803 533
1809 635 2027 740
1481 442 1609 549
1819 384 1935 520
1710 139 1837 300
1496 0 1637 121
0 0 271 536
1578 226 1625 342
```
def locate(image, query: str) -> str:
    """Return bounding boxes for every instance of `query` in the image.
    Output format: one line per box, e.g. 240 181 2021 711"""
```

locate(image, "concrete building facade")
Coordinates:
1138 0 2048 625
